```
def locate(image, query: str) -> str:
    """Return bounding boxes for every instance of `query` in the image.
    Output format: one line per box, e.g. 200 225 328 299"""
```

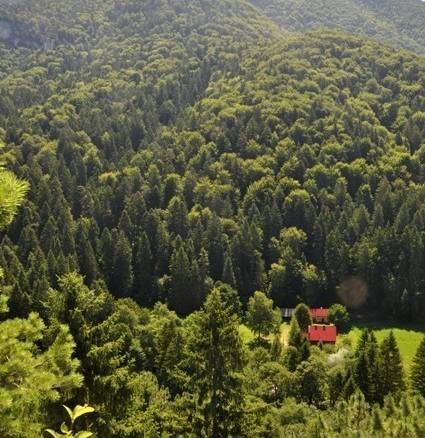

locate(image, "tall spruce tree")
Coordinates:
111 231 133 297
75 221 98 285
411 336 425 397
169 246 197 316
354 330 381 403
379 331 405 398
186 288 245 437
133 232 153 306
222 249 237 289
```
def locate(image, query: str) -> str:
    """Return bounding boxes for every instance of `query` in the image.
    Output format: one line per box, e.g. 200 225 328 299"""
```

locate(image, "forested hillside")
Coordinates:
250 0 425 54
0 0 425 436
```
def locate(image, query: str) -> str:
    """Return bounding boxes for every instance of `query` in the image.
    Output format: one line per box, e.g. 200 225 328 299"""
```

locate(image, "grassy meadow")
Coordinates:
345 324 425 371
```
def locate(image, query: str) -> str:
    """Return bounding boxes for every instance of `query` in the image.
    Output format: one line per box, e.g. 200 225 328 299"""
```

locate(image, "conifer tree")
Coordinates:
111 231 133 297
198 247 211 301
169 246 197 315
354 330 381 403
411 336 425 397
100 227 114 286
133 232 153 305
222 249 237 289
270 333 283 360
118 209 133 239
155 316 184 394
167 196 189 237
0 168 28 228
215 282 242 318
288 316 303 350
379 331 405 398
205 214 226 280
186 288 245 437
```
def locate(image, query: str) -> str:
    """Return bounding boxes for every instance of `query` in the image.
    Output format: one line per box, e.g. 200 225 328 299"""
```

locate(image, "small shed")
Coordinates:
308 324 337 344
311 307 329 323
280 308 294 319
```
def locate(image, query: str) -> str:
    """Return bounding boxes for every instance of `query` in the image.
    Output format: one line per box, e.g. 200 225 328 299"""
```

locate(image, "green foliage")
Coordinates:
328 304 350 333
45 404 94 438
246 290 281 339
183 287 245 437
0 0 424 435
0 168 28 229
379 331 405 397
294 303 312 333
288 317 303 350
250 0 425 54
295 355 328 406
0 314 82 437
411 336 425 397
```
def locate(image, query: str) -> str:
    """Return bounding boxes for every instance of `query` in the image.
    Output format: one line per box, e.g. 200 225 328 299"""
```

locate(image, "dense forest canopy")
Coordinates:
0 0 425 436
250 0 425 54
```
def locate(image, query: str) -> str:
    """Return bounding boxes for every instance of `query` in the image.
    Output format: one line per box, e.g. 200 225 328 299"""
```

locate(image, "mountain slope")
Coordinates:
249 0 425 53
0 15 424 319
0 0 281 49
0 1 425 435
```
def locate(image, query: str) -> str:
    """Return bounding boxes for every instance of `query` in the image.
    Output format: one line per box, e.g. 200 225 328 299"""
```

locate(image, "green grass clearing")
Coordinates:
345 324 425 371
239 322 291 345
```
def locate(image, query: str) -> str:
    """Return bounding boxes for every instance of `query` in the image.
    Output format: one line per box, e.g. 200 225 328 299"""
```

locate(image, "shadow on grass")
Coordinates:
247 337 271 350
350 319 425 332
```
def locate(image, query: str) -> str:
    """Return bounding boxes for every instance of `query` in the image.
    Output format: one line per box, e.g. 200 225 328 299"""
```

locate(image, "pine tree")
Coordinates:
270 333 282 360
198 247 210 302
354 330 381 403
0 314 82 437
111 231 133 297
215 282 242 318
411 336 425 397
99 227 114 286
205 214 225 280
154 312 184 388
168 246 196 316
133 232 153 306
222 249 237 289
231 220 264 299
299 339 311 362
167 196 189 237
155 221 170 277
288 316 303 350
366 332 381 403
379 331 405 398
186 288 245 437
17 225 40 261
59 208 76 256
0 167 28 229
75 222 98 286
118 210 133 239
189 259 202 310
40 218 58 255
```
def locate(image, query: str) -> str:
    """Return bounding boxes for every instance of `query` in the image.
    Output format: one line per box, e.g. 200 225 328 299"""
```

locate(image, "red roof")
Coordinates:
308 324 337 343
311 308 328 319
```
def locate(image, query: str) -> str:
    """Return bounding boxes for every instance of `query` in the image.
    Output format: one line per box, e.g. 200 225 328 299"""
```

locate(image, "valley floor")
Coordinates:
240 322 425 370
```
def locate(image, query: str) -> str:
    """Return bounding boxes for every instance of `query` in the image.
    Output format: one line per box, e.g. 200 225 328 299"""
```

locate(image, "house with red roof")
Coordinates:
310 307 329 323
308 324 337 344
